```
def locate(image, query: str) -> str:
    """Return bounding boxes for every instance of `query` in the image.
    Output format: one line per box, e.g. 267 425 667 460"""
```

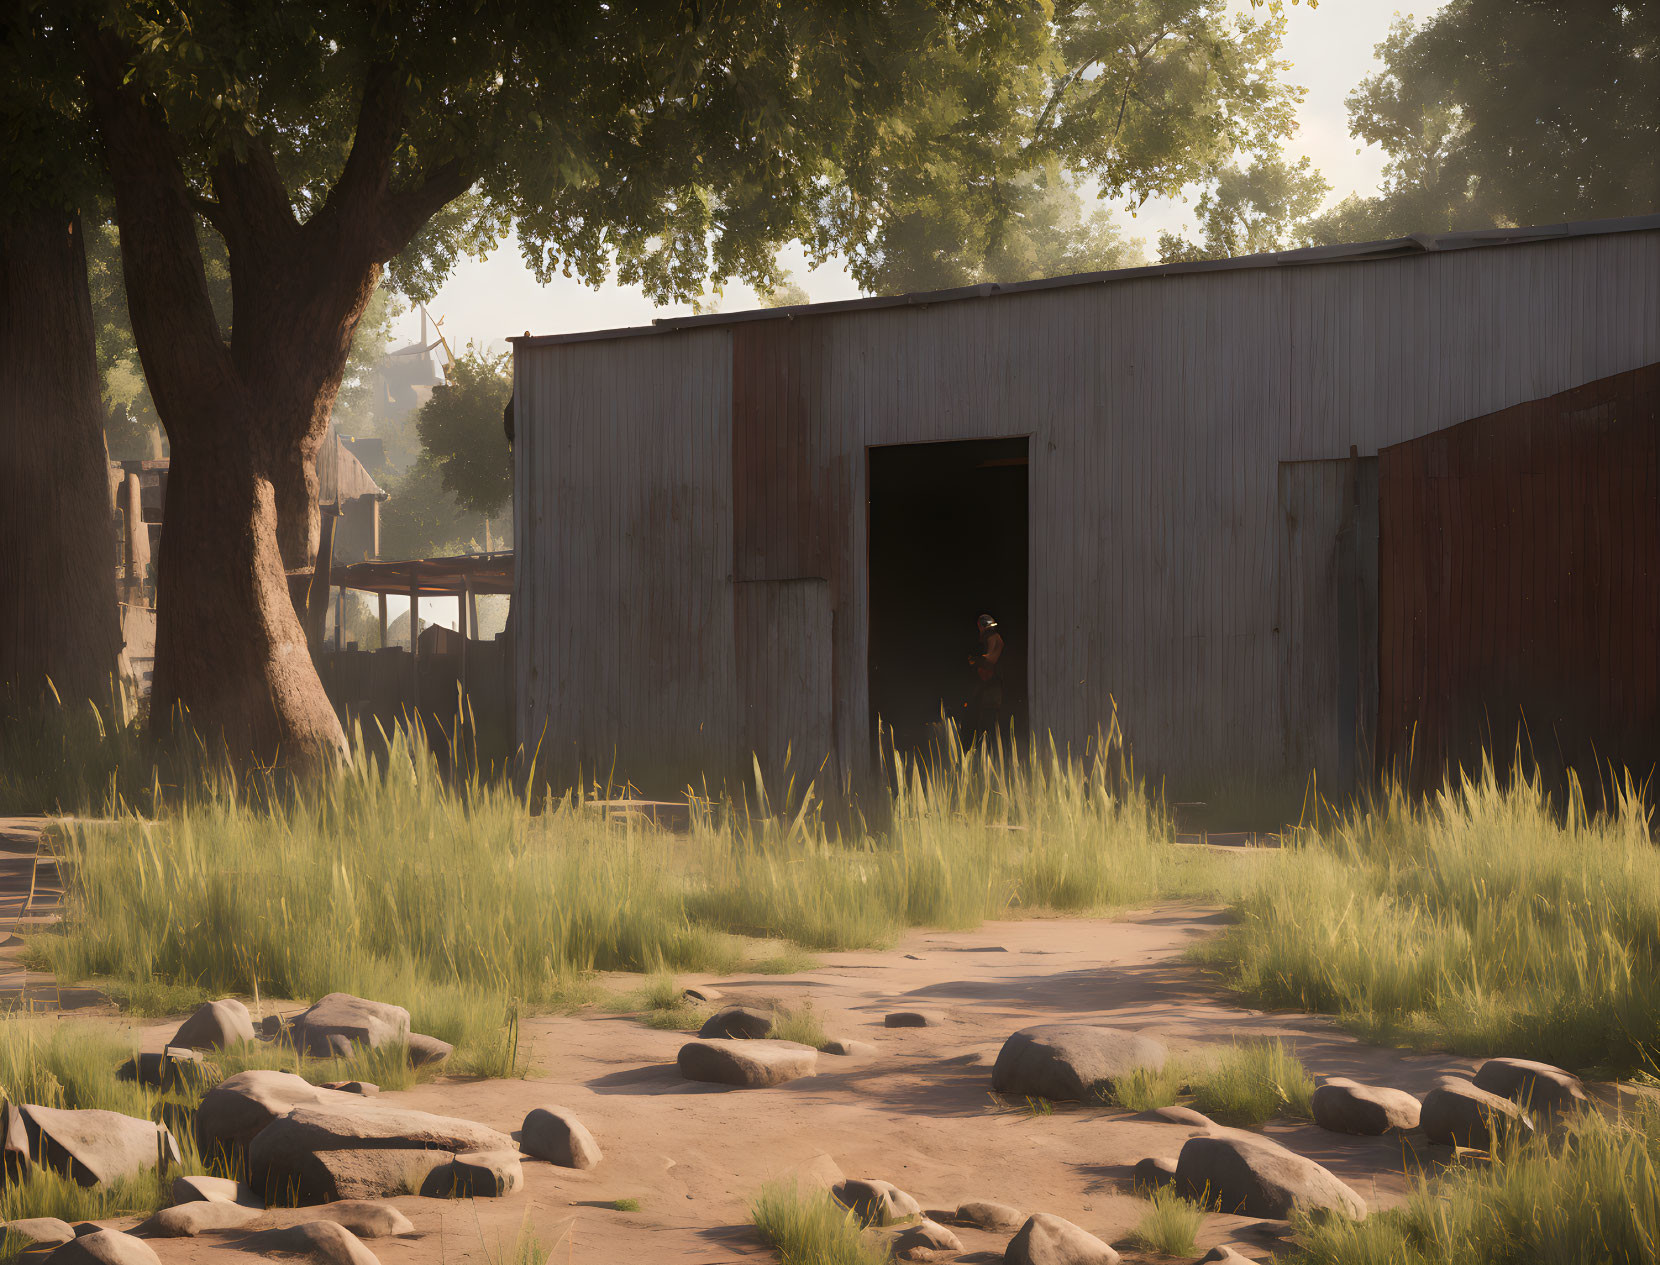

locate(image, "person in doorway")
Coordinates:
967 614 1006 743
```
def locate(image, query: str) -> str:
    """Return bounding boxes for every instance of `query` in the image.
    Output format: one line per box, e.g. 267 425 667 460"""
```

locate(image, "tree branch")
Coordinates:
76 23 234 435
376 158 478 260
211 137 300 258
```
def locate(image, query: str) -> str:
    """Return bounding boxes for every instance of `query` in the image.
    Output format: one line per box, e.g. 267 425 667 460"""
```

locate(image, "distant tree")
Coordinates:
415 346 512 521
1157 152 1329 261
824 0 1309 292
760 274 812 308
379 454 511 562
1306 3 1660 244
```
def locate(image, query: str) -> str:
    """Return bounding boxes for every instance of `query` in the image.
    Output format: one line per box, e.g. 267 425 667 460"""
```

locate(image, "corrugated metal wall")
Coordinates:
1378 362 1660 795
515 230 1660 795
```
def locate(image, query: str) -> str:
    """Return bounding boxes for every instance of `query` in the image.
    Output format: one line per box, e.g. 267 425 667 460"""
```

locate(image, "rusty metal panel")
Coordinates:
1378 362 1660 793
734 578 833 797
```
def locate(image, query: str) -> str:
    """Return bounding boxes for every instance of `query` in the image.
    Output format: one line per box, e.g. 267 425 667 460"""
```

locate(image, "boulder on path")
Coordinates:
437 1150 524 1197
241 1222 380 1265
1133 1106 1215 1130
301 1202 413 1238
196 1070 365 1158
697 1006 774 1040
683 985 723 1003
1197 1249 1254 1264
894 1219 962 1258
677 1039 817 1088
405 1035 452 1068
992 1025 1167 1102
1133 1156 1178 1190
248 1102 513 1204
884 1010 944 1028
1311 1078 1421 1136
171 999 256 1051
288 994 410 1058
1003 1213 1121 1265
1472 1058 1587 1117
952 1200 1023 1232
822 1039 877 1058
3 1219 76 1250
1176 1134 1366 1220
137 1201 261 1237
170 1173 263 1208
1420 1076 1533 1150
832 1178 921 1227
521 1106 601 1169
42 1231 160 1265
20 1107 179 1187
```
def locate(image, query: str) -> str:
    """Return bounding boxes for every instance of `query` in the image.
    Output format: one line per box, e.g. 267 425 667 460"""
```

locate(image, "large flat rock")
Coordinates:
288 994 411 1058
197 1071 366 1158
1176 1133 1366 1220
1311 1077 1421 1135
677 1039 817 1088
20 1107 179 1187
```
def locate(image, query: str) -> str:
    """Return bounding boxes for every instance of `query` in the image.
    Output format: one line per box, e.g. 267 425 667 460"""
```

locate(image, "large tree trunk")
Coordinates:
0 206 122 714
149 425 343 766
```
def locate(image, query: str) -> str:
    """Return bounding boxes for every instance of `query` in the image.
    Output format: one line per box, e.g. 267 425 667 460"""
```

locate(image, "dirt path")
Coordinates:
113 906 1473 1265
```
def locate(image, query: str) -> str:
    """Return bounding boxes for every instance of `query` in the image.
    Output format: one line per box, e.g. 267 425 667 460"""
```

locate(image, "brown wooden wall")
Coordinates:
1378 362 1660 792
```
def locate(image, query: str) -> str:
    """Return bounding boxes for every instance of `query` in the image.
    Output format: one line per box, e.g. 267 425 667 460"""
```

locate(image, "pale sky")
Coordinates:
392 0 1435 357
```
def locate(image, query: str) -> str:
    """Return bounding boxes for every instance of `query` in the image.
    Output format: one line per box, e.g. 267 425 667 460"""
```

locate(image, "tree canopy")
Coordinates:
1308 1 1660 244
415 344 513 521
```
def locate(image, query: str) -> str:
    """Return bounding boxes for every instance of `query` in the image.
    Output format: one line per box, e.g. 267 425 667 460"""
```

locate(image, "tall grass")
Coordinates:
1130 1185 1207 1257
33 720 1216 1065
1292 1102 1660 1265
1187 1041 1317 1126
1201 760 1660 1073
750 1180 888 1265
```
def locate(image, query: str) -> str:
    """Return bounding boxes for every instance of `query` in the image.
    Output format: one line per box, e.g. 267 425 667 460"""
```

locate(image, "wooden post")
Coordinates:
120 472 148 591
459 578 471 703
335 587 344 653
370 499 380 559
378 591 388 649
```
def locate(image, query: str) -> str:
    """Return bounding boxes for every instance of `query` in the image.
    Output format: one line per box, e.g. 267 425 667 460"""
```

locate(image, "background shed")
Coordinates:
512 216 1660 802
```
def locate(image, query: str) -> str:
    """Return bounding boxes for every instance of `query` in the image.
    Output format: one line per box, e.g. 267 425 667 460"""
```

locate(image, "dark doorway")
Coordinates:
867 437 1029 754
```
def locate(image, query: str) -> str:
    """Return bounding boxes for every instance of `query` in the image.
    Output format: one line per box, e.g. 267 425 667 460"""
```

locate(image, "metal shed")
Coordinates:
511 214 1660 800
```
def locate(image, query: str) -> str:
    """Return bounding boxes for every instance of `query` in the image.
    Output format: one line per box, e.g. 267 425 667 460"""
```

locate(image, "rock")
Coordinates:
306 1202 414 1238
1311 1078 1421 1135
169 1174 263 1207
241 1222 380 1265
1134 1106 1215 1129
822 1039 877 1057
288 994 410 1058
953 1201 1023 1231
884 1010 944 1028
1133 1156 1178 1190
19 1107 179 1187
1197 1249 1254 1264
992 1025 1167 1102
248 1102 514 1203
677 1039 817 1088
832 1178 921 1226
318 1082 379 1097
433 1150 523 1197
171 999 256 1051
116 1050 206 1094
894 1219 962 1257
521 1106 601 1170
406 1034 452 1067
2 1219 76 1249
138 1201 262 1237
1420 1076 1533 1149
69 1227 99 1239
697 1006 775 1040
1473 1058 1588 1116
1175 1134 1366 1220
1003 1213 1120 1265
196 1070 365 1158
260 1015 285 1038
682 986 723 1003
42 1232 160 1265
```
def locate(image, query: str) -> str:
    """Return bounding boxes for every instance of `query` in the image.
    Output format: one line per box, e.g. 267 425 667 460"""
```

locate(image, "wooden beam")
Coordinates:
408 565 420 719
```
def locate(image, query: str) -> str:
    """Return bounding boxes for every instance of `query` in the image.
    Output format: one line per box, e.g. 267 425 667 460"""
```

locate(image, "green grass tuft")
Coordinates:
1291 1101 1660 1265
1107 1064 1185 1112
770 1001 828 1050
610 1197 641 1212
1187 1041 1317 1127
1130 1184 1207 1257
751 1180 887 1265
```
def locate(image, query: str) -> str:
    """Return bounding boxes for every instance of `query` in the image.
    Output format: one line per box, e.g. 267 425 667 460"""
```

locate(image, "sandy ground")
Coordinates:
60 903 1491 1265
